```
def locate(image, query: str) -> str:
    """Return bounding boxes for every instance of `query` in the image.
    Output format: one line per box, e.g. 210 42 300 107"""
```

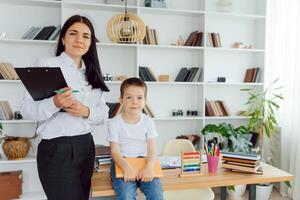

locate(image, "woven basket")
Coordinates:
2 137 30 160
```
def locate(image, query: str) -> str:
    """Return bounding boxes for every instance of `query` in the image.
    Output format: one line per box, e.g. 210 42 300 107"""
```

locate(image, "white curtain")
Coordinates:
266 0 300 198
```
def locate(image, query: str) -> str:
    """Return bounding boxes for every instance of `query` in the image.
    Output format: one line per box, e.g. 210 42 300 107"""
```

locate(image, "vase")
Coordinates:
228 184 246 200
256 184 273 200
216 0 232 12
2 137 30 160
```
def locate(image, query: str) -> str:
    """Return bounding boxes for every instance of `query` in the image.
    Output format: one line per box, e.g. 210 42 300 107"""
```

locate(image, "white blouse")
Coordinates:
20 52 109 139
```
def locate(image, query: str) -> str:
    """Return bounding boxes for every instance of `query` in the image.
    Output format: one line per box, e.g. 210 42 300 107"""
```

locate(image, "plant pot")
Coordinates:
228 184 246 200
256 183 273 200
2 137 30 160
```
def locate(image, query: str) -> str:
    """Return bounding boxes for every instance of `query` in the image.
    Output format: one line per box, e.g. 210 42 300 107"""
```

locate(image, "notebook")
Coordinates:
115 158 163 178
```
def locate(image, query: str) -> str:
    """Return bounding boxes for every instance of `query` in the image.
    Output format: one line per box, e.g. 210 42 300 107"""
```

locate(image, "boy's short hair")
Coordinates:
120 77 147 98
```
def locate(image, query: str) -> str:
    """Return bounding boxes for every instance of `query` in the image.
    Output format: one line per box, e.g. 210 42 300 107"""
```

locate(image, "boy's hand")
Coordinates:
138 165 154 182
123 165 136 182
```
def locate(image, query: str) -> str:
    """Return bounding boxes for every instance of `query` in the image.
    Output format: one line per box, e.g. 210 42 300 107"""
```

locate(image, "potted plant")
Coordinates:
242 79 284 200
201 122 252 153
201 122 252 199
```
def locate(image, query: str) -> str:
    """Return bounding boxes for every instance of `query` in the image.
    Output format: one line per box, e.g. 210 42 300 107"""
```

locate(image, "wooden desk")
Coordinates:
92 162 293 200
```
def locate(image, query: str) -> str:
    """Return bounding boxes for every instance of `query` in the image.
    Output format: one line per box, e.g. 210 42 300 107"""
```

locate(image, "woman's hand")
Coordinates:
123 165 137 182
138 165 154 182
64 100 90 118
53 87 74 108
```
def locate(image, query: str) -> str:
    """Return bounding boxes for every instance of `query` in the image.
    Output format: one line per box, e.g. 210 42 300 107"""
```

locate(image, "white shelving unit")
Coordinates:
0 0 266 198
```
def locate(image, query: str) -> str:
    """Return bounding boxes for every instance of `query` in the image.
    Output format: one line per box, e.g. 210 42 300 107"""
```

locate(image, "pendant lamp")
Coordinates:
107 0 146 43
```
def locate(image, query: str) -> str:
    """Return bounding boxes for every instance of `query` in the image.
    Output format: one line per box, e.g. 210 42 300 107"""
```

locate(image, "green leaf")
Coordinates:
228 185 235 191
284 181 292 188
240 88 254 91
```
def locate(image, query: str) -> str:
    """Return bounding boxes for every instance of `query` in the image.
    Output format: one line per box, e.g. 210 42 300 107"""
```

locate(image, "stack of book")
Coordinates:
21 25 61 40
222 152 262 174
244 67 260 83
175 67 202 82
184 31 203 46
139 66 157 82
0 63 19 80
205 100 231 117
95 145 112 173
0 101 14 120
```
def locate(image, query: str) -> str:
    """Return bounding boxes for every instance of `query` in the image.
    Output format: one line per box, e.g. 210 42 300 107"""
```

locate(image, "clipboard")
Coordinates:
115 158 163 178
15 67 68 101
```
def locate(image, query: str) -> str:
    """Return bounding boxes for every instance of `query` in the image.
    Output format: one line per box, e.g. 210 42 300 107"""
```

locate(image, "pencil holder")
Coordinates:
207 156 219 173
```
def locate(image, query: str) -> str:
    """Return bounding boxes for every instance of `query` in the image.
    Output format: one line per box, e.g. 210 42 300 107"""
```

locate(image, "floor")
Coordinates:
92 188 292 200
214 188 291 200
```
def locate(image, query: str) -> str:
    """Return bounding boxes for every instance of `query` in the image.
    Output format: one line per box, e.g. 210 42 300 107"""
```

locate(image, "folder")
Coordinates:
15 67 68 101
115 158 163 178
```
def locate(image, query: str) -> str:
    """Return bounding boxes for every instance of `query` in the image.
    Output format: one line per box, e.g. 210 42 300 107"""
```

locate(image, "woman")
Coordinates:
20 15 109 200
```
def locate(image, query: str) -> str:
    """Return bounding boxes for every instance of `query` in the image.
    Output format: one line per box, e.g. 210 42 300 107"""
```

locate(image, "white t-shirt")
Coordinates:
107 113 157 158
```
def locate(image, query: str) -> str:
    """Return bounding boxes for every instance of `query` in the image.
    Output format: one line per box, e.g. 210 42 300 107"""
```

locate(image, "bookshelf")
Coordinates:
0 0 266 197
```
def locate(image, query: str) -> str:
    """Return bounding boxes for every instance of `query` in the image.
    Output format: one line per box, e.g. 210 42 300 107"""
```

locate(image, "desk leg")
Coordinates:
249 184 256 200
220 187 227 200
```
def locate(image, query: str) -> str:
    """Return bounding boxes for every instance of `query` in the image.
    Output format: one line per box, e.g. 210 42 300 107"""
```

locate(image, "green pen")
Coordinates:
54 89 79 93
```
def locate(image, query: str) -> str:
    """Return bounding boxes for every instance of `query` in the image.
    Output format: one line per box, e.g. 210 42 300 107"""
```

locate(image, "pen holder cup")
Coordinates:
207 156 219 173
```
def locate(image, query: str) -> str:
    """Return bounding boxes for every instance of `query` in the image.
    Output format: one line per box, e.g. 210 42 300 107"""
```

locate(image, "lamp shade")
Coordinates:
107 12 146 43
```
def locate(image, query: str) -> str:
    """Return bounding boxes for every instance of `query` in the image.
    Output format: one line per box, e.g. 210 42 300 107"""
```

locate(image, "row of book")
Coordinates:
244 67 260 83
21 25 61 40
0 101 13 120
205 100 231 117
143 26 159 45
139 66 157 82
184 31 203 46
222 151 262 174
107 102 155 118
107 102 123 119
0 63 19 80
207 32 222 48
175 67 202 82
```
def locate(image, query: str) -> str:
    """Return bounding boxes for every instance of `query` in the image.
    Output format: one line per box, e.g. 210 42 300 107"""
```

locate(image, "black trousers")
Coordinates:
37 133 95 200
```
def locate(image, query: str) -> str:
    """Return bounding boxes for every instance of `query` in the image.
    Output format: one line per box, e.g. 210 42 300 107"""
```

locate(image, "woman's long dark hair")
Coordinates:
56 15 109 92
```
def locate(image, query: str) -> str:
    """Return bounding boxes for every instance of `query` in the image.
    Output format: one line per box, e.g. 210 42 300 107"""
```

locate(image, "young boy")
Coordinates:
108 77 164 200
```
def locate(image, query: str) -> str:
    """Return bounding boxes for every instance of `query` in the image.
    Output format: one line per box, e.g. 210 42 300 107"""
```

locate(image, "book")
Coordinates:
222 152 261 160
225 161 259 167
25 26 41 39
2 63 19 80
159 156 181 168
244 68 256 83
184 31 198 46
95 145 111 157
48 25 61 40
0 101 13 120
21 26 35 39
231 167 263 175
221 156 259 165
115 158 163 178
222 162 261 173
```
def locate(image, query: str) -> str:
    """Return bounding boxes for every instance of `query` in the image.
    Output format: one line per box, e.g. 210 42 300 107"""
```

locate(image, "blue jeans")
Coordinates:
111 162 164 200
